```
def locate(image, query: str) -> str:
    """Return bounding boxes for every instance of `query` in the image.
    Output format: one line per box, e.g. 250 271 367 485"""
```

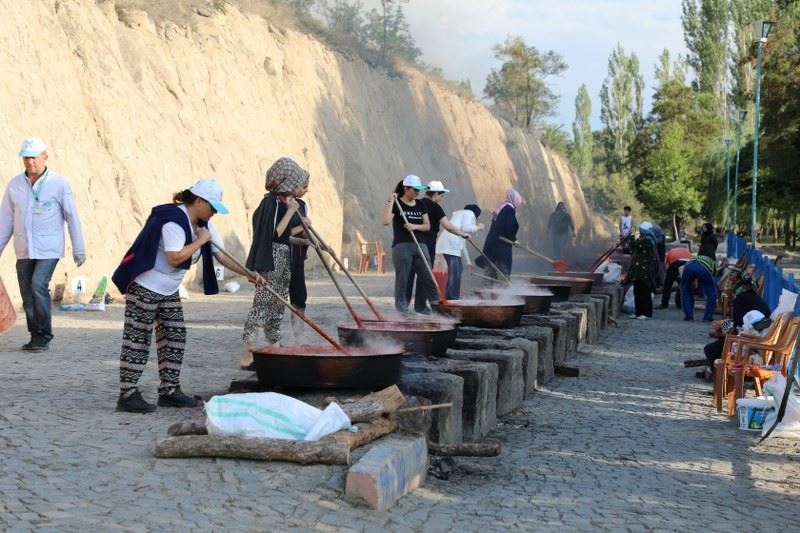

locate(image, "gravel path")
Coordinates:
1 275 798 531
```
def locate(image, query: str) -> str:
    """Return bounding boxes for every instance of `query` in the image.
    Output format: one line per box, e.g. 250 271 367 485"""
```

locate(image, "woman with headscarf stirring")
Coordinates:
625 221 657 319
697 222 718 260
481 189 523 280
241 157 311 369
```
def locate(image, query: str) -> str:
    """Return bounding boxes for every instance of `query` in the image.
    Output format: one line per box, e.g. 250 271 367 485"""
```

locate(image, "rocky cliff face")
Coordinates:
0 0 610 301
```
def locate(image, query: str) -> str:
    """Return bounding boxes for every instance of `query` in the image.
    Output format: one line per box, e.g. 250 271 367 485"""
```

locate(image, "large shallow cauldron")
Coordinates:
527 283 571 302
474 287 554 314
252 344 404 389
431 300 524 328
337 319 457 356
548 271 604 284
530 274 594 294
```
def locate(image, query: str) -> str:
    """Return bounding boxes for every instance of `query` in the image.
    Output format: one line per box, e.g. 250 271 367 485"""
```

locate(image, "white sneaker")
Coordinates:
636 315 650 320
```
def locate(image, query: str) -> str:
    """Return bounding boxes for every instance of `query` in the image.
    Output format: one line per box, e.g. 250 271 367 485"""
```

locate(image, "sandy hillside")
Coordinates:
0 0 611 302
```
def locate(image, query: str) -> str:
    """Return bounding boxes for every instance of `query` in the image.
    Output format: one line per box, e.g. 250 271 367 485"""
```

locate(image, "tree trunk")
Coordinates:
672 213 679 243
327 417 397 449
154 435 349 465
428 442 501 457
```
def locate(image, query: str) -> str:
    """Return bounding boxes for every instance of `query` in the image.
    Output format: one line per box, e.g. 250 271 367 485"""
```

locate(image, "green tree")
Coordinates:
682 0 730 120
320 0 365 38
599 44 644 173
759 2 800 244
570 84 593 184
639 122 703 236
484 35 568 130
364 0 421 64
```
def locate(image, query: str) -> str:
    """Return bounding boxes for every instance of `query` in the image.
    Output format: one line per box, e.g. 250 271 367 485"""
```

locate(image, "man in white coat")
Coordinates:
0 137 86 351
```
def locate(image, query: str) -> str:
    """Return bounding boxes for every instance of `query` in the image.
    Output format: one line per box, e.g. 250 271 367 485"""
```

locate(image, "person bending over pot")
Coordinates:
112 179 262 414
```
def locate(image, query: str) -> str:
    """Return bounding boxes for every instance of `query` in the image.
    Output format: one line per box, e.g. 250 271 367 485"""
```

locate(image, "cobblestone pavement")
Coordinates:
1 274 799 531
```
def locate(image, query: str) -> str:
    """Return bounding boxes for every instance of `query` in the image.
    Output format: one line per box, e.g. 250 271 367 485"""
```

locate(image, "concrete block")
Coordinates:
571 295 603 336
457 325 554 385
345 435 427 511
522 316 568 365
445 348 525 416
563 302 597 345
552 304 589 349
396 396 433 435
587 294 610 327
454 337 538 397
398 371 463 444
548 311 579 358
592 282 623 318
403 358 497 440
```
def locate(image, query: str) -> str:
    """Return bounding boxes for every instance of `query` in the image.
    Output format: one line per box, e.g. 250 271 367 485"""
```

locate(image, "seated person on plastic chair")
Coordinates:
702 271 770 377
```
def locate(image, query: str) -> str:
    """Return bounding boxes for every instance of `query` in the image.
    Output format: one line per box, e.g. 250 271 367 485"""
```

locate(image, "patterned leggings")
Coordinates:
243 243 290 345
119 282 186 396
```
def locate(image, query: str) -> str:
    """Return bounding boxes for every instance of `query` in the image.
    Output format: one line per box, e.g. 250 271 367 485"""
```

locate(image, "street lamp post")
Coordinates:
724 137 732 232
751 20 774 248
733 110 746 257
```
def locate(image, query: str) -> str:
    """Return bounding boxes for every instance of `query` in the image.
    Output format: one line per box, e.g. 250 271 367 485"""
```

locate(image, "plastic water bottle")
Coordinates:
343 257 349 271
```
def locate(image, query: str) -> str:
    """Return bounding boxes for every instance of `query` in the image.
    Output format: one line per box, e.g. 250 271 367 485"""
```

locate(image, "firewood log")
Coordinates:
154 435 349 465
428 442 501 457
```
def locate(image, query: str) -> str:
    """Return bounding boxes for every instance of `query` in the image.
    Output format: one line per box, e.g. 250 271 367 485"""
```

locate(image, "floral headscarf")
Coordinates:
733 270 758 295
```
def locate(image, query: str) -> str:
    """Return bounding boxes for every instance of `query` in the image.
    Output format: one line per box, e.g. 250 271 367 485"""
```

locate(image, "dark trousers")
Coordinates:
289 246 307 311
704 337 724 369
661 262 683 308
633 280 653 317
393 242 437 313
680 262 717 320
406 242 436 312
16 258 59 341
443 254 463 300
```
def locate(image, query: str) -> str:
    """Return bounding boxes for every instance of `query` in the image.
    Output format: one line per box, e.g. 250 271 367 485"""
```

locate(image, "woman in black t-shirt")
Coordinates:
380 175 438 313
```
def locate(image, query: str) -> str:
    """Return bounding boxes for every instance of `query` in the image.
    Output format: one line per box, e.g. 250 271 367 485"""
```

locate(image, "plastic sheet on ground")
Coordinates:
204 392 352 441
762 374 800 439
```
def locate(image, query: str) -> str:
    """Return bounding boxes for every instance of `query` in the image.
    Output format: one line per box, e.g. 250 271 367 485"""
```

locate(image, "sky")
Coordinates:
364 0 689 134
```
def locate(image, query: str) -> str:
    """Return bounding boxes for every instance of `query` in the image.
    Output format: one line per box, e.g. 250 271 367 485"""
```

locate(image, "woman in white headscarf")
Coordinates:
624 222 657 319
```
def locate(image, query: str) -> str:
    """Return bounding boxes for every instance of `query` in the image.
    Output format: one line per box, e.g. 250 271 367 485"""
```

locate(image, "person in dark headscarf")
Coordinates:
481 189 523 280
625 221 657 319
241 157 311 369
546 201 576 259
698 222 718 260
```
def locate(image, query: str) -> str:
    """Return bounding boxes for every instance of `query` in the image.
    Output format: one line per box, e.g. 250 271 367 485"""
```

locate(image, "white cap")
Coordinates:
19 137 47 157
190 178 229 214
426 180 450 193
743 310 765 328
638 221 653 231
402 174 425 190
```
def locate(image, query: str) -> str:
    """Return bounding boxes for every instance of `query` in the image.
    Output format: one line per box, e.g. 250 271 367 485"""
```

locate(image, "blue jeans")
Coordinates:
680 262 716 321
16 258 59 340
443 254 463 300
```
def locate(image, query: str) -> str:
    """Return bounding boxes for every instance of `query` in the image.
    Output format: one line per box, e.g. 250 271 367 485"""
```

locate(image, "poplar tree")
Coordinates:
599 44 644 173
570 84 593 184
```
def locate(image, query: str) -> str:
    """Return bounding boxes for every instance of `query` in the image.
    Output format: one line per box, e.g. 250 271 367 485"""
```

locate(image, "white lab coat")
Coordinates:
0 170 86 260
435 209 480 264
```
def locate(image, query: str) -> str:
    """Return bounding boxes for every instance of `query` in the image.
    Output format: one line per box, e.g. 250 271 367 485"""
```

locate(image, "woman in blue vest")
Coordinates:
112 179 261 414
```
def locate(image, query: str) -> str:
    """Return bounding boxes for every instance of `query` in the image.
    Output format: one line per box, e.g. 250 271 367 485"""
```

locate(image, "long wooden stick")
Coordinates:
303 223 386 321
465 238 510 283
296 217 363 327
393 196 443 300
500 236 568 272
212 242 351 355
397 402 453 413
468 268 503 284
